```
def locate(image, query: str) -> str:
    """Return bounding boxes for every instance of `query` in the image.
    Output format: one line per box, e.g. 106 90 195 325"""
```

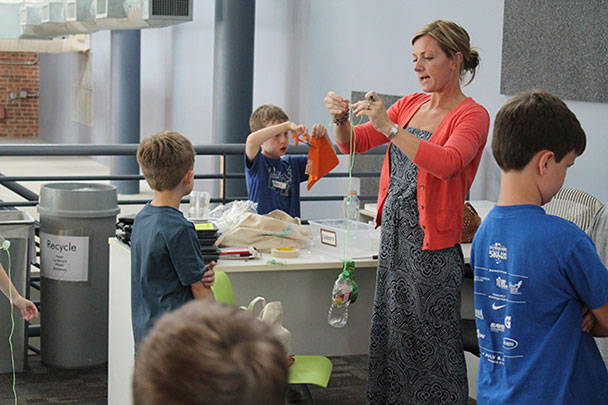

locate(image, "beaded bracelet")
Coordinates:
332 111 350 126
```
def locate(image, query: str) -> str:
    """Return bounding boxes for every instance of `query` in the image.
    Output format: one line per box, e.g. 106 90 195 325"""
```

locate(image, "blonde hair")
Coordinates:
249 104 289 132
136 130 195 191
412 20 480 86
133 300 289 405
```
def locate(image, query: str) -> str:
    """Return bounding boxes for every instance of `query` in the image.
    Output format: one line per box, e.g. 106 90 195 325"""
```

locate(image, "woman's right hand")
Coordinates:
15 296 38 321
324 92 350 118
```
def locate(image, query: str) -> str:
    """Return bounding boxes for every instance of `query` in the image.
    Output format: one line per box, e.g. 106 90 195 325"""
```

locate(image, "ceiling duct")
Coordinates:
0 0 192 40
41 0 65 23
20 1 50 39
65 0 99 34
94 0 193 30
66 0 94 22
38 0 97 35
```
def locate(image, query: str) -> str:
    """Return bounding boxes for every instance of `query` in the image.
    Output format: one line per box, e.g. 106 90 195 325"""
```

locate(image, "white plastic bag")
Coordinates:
208 200 258 235
240 296 291 355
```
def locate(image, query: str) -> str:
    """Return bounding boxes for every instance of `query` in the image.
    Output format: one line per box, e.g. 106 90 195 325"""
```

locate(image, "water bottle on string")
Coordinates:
328 260 358 328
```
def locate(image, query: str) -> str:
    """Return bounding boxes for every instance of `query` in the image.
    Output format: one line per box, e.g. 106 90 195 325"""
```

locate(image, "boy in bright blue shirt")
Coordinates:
471 90 608 404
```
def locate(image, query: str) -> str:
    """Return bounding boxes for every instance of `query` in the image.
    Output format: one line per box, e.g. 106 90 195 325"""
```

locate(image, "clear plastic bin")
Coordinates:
309 219 379 259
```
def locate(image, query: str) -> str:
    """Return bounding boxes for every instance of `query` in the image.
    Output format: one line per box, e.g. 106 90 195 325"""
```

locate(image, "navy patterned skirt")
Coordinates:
366 129 467 404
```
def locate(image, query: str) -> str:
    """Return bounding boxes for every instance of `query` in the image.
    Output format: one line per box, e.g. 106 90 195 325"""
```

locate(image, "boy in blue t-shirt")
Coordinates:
471 90 608 404
131 130 215 350
245 104 328 218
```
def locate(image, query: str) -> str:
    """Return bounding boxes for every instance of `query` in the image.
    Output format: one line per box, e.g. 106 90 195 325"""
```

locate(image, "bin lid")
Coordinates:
0 210 35 225
38 183 121 218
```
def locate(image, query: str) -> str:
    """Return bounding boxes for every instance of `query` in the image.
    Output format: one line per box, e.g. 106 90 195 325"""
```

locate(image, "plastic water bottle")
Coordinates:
344 192 360 221
328 275 353 328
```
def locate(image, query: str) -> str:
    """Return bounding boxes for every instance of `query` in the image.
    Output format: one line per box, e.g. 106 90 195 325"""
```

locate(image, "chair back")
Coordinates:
542 187 602 232
211 271 236 306
588 203 608 265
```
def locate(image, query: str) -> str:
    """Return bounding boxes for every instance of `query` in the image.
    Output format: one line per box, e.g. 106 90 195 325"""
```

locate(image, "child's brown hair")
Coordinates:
133 300 289 405
492 89 586 172
136 130 195 191
249 104 289 132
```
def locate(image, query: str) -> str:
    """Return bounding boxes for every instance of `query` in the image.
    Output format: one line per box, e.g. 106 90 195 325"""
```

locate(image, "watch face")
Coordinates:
388 124 399 140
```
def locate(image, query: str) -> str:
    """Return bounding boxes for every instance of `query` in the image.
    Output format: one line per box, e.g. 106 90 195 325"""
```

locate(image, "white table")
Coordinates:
108 239 379 405
108 201 494 404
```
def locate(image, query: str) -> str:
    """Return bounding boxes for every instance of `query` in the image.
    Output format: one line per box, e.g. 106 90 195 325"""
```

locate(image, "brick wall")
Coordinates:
0 52 39 137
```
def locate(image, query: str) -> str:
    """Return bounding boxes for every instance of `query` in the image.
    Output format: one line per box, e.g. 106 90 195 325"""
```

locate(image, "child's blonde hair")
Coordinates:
136 130 195 191
249 104 288 132
133 300 289 405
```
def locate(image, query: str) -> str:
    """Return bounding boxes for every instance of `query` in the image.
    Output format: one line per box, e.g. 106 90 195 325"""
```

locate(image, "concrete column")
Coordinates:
111 30 141 195
213 0 255 199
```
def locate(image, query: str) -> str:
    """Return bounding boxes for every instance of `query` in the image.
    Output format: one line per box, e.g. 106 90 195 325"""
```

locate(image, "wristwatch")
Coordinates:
387 123 399 141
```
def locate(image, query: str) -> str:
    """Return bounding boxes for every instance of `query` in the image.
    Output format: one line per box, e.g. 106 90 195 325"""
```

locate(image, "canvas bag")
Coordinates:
216 209 312 253
241 296 292 354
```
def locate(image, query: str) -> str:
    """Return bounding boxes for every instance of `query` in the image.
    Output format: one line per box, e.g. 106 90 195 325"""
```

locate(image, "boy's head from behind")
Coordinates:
493 90 586 205
492 89 586 172
137 130 195 192
133 300 289 405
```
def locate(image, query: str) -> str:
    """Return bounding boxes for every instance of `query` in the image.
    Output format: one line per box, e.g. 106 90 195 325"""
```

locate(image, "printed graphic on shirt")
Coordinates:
489 242 507 264
489 315 511 333
475 240 527 368
266 164 293 197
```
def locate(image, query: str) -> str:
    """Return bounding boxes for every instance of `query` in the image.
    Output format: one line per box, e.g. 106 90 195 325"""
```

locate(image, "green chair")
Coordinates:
210 270 236 306
289 355 333 404
211 271 333 404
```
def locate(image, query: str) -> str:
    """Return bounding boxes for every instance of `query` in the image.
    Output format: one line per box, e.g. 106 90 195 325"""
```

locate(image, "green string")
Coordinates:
330 104 364 306
6 248 17 405
339 106 363 262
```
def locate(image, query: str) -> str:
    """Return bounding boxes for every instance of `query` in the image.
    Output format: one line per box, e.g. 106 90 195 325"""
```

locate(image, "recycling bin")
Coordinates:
38 183 120 368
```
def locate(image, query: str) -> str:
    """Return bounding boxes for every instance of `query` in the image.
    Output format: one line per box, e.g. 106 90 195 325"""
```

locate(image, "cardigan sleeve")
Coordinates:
414 103 489 180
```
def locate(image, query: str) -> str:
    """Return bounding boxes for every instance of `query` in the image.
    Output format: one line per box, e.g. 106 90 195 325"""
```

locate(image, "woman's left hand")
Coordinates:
352 91 393 135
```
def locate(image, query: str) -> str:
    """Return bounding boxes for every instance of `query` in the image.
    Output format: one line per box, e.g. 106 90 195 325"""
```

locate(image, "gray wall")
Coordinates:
38 0 608 203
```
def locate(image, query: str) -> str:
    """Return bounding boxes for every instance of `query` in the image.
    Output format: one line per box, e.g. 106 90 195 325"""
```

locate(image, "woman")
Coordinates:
324 20 489 404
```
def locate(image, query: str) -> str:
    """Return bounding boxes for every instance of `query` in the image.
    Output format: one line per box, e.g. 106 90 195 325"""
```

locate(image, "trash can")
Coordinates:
0 211 35 373
38 183 120 368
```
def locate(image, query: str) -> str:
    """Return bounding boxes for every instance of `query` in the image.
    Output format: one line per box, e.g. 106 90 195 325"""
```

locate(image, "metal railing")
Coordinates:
0 143 386 210
0 142 385 353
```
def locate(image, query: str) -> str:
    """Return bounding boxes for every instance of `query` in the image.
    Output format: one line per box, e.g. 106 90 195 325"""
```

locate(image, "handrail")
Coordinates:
0 143 387 210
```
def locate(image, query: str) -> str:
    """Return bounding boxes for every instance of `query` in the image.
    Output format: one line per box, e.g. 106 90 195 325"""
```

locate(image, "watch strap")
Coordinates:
387 123 399 141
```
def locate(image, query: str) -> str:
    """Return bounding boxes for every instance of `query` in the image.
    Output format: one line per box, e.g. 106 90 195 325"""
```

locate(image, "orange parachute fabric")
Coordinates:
292 133 339 190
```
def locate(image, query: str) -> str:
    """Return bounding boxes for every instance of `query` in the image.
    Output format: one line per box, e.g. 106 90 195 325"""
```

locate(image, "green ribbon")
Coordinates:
266 259 286 265
262 225 294 238
340 260 358 304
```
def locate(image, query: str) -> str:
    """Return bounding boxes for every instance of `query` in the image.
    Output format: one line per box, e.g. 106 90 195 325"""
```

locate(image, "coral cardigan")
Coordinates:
337 93 489 250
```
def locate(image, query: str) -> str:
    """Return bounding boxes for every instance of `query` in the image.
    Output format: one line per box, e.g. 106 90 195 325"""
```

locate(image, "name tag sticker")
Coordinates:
271 180 287 190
